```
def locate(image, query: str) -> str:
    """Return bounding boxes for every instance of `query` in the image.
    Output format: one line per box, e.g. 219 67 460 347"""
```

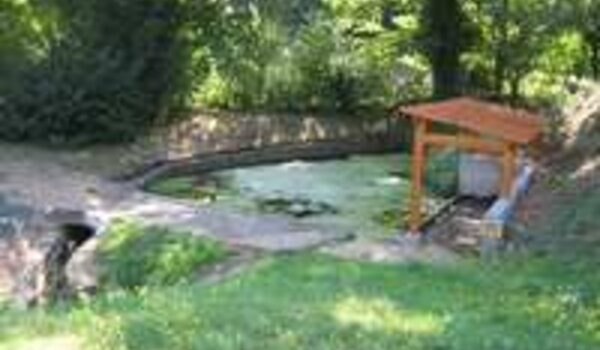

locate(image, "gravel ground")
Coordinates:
0 144 130 212
0 143 352 252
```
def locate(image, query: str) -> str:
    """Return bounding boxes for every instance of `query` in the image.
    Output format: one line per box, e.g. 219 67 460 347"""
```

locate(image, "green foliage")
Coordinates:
552 190 600 237
194 0 426 114
460 0 600 104
2 0 599 144
564 0 600 79
145 176 220 203
2 253 600 349
0 1 44 91
98 221 227 289
145 176 195 197
425 150 459 198
0 0 202 145
371 208 404 230
535 186 600 262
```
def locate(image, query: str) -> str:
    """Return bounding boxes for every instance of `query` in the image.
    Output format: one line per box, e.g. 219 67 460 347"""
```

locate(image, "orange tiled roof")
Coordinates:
398 97 544 144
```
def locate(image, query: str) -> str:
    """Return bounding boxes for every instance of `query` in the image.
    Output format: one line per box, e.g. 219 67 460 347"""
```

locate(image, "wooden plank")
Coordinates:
398 97 544 144
423 133 504 154
408 119 427 233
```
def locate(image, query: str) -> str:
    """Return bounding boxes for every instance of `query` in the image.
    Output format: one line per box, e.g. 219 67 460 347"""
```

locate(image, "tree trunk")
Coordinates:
431 50 461 99
583 29 600 80
509 75 521 103
493 52 507 96
493 0 509 95
421 0 465 99
591 40 599 79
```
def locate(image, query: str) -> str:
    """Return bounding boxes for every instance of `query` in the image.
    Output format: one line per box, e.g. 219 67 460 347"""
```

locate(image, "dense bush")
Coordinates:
0 0 197 145
194 0 428 114
98 221 227 289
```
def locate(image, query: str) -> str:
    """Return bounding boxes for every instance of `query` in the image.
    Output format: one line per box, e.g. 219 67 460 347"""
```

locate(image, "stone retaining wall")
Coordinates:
164 111 408 157
123 111 410 180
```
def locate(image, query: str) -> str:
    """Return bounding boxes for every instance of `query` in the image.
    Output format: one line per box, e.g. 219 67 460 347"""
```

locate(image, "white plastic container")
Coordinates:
459 153 501 197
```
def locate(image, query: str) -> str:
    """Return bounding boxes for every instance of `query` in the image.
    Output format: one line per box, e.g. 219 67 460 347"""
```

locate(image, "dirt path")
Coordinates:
0 143 352 252
0 144 128 212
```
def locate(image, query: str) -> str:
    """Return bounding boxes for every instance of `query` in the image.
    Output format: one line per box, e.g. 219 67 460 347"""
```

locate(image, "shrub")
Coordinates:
193 3 418 115
98 221 227 289
0 0 198 145
145 176 221 203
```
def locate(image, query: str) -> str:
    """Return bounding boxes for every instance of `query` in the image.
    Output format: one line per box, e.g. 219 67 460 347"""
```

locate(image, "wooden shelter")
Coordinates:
397 97 545 234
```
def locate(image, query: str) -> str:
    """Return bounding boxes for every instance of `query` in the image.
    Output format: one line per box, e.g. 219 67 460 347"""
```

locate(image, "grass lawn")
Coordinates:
1 252 599 350
1 170 599 350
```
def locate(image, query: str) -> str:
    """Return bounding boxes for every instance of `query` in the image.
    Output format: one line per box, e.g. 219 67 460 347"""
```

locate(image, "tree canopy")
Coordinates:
0 0 596 144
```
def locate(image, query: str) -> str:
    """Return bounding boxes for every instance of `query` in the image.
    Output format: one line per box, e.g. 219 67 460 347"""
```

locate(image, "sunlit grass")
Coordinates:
1 188 599 349
332 296 445 334
1 253 599 349
0 335 81 350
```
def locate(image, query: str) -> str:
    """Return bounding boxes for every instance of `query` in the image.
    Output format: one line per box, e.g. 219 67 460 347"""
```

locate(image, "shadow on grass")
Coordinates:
0 252 599 350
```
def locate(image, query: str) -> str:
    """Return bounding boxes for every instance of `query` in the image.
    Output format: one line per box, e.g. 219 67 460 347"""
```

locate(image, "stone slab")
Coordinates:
108 193 353 252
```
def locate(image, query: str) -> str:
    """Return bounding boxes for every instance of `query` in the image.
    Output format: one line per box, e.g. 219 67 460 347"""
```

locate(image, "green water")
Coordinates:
147 153 457 236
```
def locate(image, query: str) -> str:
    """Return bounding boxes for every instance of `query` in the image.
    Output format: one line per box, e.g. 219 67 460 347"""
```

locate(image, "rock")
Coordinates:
288 202 309 217
321 238 458 265
4 216 71 308
0 200 97 307
256 197 338 218
45 208 88 226
66 237 99 296
454 235 479 247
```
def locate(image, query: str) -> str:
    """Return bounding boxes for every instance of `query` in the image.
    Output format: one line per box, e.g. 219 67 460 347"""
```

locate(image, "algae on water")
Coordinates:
146 153 456 237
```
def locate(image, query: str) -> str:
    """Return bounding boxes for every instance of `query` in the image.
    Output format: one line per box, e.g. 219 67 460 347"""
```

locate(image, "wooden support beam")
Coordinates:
408 119 427 234
423 133 504 154
500 143 517 197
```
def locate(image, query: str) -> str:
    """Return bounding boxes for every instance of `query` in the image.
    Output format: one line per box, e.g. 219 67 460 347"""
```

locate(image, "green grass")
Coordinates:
98 221 228 289
144 176 221 202
145 176 196 197
539 186 600 240
525 186 600 272
1 253 600 350
1 177 599 350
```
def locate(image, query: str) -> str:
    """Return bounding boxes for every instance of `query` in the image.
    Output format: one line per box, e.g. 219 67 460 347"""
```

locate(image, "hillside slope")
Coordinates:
516 82 600 257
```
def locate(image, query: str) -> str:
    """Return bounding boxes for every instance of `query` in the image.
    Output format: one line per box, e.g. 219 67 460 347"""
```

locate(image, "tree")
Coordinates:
418 0 473 99
0 0 205 144
568 0 600 79
464 0 562 100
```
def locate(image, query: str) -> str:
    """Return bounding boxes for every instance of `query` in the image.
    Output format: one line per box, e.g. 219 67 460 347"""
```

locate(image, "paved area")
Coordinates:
0 144 352 252
0 145 128 213
108 193 352 251
320 237 458 264
0 143 458 262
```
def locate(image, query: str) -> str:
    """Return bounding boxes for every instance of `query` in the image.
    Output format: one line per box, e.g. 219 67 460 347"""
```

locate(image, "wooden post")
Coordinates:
408 119 427 234
500 143 516 197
